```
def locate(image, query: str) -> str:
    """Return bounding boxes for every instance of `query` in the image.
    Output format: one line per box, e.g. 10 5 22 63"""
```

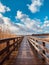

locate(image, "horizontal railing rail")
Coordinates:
28 36 49 64
28 36 49 53
0 36 23 65
28 36 49 43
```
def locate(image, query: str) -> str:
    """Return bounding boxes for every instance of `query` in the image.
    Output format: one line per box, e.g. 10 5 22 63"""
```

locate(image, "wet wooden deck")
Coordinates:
3 36 47 65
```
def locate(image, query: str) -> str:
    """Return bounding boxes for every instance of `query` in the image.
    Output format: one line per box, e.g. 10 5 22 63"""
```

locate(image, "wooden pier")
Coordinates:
0 36 49 65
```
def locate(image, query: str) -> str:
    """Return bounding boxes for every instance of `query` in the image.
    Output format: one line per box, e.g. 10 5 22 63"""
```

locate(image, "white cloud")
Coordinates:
16 10 42 34
0 9 48 35
27 0 43 13
0 8 49 35
0 2 10 13
0 10 49 35
42 20 49 27
0 13 19 34
42 16 49 27
16 10 49 34
44 16 48 21
16 10 28 20
0 13 33 35
41 16 49 33
16 11 23 19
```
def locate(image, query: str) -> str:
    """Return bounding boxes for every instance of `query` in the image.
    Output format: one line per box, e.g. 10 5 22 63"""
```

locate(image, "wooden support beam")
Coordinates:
7 41 10 59
13 39 15 50
42 42 46 61
42 42 45 54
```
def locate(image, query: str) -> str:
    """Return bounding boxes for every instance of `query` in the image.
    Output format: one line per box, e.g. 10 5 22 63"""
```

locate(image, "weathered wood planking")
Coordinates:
28 37 49 64
0 36 23 65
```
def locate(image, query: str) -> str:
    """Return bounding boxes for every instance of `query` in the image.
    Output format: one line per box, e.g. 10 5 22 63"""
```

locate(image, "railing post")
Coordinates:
43 42 45 54
17 37 20 47
33 39 34 41
13 39 15 50
7 41 10 59
36 40 38 42
17 37 19 49
42 42 46 61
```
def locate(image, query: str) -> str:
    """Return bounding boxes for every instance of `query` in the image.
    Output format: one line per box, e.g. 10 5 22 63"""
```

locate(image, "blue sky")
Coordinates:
0 0 49 35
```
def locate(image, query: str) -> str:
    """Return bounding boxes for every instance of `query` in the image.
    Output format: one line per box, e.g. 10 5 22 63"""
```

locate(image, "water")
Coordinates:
34 36 48 38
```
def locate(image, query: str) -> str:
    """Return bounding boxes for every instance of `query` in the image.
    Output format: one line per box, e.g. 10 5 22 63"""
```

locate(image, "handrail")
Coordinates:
29 39 49 53
28 36 49 43
28 36 49 53
28 37 49 64
0 36 23 65
0 36 22 43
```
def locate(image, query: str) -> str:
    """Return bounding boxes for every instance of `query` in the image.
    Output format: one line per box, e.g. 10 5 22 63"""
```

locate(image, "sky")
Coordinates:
0 0 49 35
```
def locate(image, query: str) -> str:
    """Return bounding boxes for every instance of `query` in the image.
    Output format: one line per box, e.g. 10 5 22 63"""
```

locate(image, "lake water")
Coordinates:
34 36 48 38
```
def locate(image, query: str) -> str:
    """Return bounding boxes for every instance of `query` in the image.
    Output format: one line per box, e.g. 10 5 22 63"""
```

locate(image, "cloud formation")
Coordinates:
27 0 43 13
16 10 42 34
16 10 49 34
0 10 49 35
0 1 49 35
0 2 10 13
0 13 19 34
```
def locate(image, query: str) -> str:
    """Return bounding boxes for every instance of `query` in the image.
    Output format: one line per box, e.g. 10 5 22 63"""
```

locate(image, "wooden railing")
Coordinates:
0 36 23 65
28 36 49 64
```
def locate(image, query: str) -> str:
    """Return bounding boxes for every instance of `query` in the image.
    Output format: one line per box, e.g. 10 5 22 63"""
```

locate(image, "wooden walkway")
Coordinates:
7 36 47 65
